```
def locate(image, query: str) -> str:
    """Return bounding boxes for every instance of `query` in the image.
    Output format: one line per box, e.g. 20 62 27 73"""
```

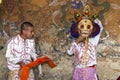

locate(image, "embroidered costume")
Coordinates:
68 5 103 80
6 34 42 80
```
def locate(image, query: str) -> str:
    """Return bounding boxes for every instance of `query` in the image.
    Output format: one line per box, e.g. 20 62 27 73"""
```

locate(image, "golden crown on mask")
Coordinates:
74 5 98 38
74 5 98 21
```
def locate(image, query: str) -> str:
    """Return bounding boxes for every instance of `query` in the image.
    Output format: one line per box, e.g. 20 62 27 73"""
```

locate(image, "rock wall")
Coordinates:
0 0 120 80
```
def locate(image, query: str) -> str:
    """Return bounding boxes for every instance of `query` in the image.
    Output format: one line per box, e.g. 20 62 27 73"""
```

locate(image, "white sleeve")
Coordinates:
29 39 43 75
92 19 103 46
67 41 78 55
29 39 38 60
5 41 22 64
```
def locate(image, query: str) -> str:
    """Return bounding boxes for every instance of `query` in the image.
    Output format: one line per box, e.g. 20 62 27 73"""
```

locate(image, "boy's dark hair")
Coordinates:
20 22 34 33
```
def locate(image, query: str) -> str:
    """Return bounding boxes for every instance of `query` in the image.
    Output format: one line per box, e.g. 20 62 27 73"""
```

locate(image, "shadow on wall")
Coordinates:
0 46 3 50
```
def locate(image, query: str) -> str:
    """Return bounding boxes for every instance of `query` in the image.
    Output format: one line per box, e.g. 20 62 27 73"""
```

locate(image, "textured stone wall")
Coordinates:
0 0 120 80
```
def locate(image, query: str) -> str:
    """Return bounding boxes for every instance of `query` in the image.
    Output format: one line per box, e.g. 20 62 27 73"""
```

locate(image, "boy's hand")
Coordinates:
17 61 25 67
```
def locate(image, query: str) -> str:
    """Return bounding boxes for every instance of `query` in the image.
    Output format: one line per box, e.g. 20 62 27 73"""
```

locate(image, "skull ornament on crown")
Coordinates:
78 19 93 37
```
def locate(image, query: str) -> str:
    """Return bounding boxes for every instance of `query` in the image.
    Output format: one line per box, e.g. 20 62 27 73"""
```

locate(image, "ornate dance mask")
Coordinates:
70 5 100 38
78 19 93 37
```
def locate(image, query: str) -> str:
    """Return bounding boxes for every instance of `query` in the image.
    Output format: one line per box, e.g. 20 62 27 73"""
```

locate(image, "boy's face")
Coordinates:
23 26 34 39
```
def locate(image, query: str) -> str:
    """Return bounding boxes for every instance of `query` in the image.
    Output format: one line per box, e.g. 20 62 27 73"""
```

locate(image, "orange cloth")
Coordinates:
20 56 56 80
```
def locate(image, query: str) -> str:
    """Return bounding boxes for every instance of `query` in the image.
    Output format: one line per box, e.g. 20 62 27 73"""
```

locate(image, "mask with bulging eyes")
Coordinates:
78 19 93 37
